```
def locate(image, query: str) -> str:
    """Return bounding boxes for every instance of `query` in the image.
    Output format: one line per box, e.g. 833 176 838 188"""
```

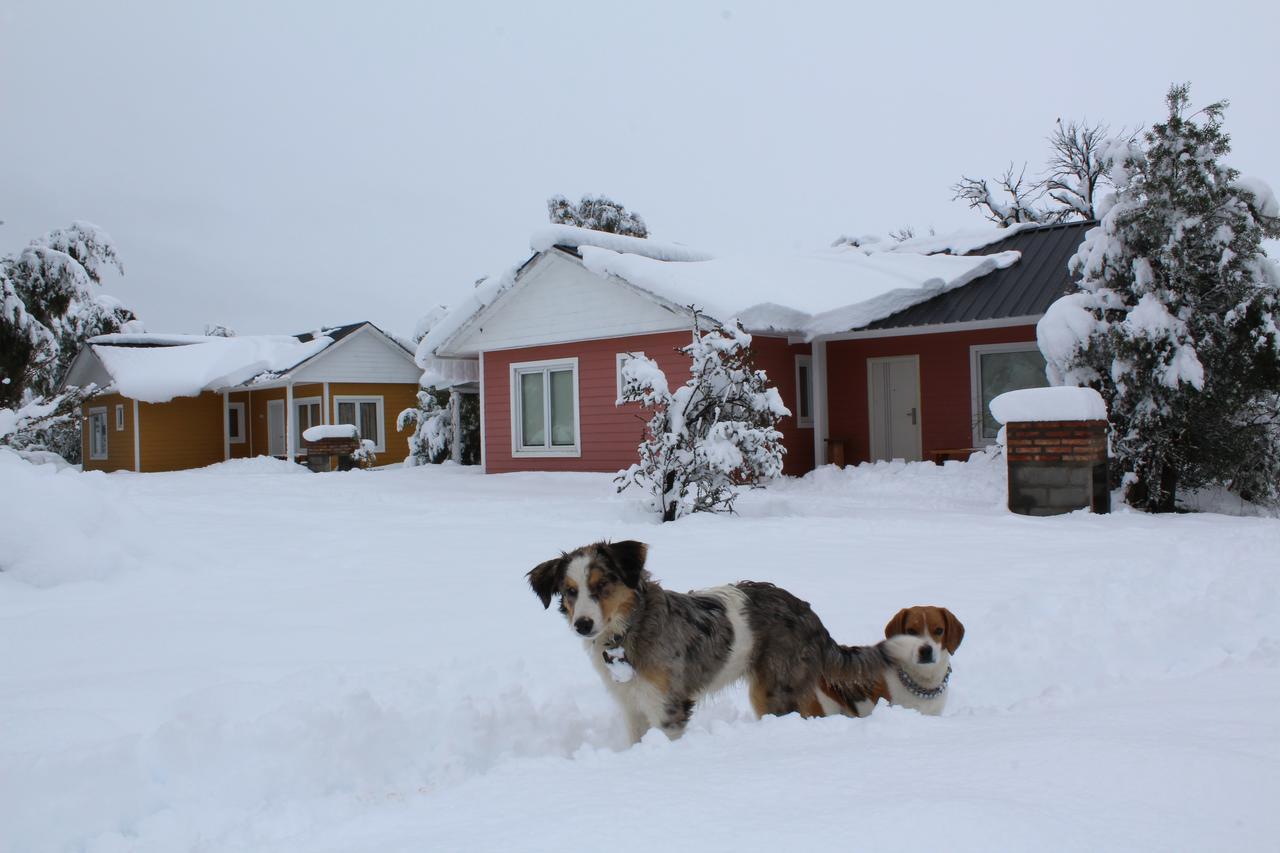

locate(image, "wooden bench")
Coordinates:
928 446 984 465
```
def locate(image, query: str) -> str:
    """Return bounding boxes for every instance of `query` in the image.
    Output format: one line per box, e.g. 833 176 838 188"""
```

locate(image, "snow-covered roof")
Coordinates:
90 334 333 403
422 227 1021 359
877 222 1040 257
530 224 715 262
580 244 1019 338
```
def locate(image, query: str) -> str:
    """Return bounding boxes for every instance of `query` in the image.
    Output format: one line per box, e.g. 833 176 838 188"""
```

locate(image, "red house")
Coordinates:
421 222 1087 474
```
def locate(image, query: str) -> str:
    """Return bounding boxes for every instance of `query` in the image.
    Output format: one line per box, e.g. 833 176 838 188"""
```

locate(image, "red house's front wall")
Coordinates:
825 324 1040 464
482 332 814 475
750 335 814 474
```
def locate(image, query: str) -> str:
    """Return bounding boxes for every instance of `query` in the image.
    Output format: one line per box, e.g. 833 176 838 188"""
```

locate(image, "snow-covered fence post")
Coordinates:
991 387 1110 516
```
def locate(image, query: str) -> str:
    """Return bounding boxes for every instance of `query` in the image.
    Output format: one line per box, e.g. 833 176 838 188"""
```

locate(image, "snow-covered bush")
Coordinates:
351 438 377 469
615 312 789 522
398 388 452 465
1038 84 1280 511
547 194 648 238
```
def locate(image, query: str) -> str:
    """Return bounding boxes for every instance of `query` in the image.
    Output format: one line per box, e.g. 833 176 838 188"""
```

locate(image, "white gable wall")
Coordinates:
451 252 688 353
290 327 420 383
63 349 114 390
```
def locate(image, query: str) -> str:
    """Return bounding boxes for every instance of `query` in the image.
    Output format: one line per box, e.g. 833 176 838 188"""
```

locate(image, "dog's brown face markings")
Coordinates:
527 541 647 638
885 606 965 654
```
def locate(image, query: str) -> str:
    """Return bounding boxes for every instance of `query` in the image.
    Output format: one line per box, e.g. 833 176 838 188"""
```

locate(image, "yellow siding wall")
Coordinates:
248 388 285 457
228 390 253 459
329 382 418 466
82 392 136 472
81 383 419 472
138 392 225 472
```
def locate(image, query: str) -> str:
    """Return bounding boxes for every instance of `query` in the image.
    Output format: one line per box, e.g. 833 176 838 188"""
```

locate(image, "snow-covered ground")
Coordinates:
1 450 1277 852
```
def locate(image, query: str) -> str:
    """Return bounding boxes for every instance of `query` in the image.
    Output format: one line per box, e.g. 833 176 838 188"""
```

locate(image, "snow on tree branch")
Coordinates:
614 311 789 522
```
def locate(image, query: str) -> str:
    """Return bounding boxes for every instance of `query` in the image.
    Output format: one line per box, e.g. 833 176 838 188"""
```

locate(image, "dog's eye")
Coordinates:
564 588 577 599
933 627 944 636
906 628 919 636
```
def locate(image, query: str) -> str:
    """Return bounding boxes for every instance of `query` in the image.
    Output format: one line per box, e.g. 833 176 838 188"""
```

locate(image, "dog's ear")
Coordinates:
884 608 910 639
940 608 965 654
527 556 566 609
604 540 648 588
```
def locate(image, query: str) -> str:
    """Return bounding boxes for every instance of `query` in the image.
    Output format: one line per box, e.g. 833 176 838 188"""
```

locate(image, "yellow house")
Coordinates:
63 321 421 472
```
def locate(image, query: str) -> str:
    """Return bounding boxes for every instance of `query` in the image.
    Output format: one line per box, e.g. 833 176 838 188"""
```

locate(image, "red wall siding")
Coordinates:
483 332 814 475
826 325 1040 464
484 332 692 474
750 336 814 475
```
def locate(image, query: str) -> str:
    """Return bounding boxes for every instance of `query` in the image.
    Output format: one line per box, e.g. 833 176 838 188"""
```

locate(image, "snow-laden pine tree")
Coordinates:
1039 84 1280 511
1 222 134 407
615 312 789 522
398 304 455 465
397 388 453 465
547 194 649 238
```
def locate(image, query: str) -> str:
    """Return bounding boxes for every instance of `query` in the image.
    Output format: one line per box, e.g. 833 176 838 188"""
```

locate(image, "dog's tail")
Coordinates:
818 641 892 715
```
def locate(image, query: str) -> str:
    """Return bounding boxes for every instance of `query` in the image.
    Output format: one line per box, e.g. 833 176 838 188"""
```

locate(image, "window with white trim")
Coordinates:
970 343 1049 443
334 396 385 452
115 404 125 431
293 397 323 452
794 355 813 428
88 408 108 460
227 402 246 444
616 351 644 401
511 358 579 455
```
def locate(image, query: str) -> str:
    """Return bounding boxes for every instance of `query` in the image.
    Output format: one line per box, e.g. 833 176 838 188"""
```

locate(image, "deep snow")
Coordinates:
1 451 1277 852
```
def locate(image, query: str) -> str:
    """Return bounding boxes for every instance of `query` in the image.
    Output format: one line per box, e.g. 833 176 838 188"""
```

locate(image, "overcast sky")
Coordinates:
3 0 1277 338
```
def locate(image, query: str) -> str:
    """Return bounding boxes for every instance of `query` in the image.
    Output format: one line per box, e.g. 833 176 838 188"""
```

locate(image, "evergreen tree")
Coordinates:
0 222 134 407
615 311 789 522
547 194 649 238
1039 84 1280 511
397 387 453 465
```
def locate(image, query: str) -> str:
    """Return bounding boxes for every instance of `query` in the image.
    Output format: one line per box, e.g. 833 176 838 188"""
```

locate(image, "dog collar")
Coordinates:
895 664 951 699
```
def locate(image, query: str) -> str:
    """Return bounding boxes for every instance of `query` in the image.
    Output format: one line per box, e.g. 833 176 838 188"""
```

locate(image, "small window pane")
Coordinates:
798 363 812 420
549 369 575 446
980 349 1049 439
520 372 545 447
359 402 378 444
338 402 356 426
228 407 241 439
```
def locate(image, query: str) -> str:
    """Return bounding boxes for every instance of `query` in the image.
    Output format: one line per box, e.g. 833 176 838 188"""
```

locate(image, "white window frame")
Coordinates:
227 401 247 445
115 404 125 431
794 354 814 428
970 342 1045 445
292 396 324 453
333 395 385 452
88 407 109 460
616 351 645 401
510 357 581 457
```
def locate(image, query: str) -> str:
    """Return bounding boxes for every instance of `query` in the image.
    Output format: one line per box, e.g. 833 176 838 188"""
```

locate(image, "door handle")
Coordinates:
907 407 917 426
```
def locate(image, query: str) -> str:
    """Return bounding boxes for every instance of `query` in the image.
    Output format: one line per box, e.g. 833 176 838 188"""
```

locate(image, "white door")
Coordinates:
868 356 922 462
267 399 286 456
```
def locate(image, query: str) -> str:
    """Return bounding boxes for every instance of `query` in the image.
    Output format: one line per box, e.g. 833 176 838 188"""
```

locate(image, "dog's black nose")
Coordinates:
574 618 595 636
918 646 933 663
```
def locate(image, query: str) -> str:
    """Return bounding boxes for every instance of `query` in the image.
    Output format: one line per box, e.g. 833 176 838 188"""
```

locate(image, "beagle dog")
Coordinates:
815 606 965 717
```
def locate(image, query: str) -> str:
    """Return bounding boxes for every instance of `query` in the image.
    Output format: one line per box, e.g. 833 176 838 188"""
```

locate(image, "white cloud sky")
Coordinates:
2 0 1277 337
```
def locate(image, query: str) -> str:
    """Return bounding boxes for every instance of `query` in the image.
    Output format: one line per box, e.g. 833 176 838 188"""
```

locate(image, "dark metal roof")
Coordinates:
293 320 369 345
864 220 1092 331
